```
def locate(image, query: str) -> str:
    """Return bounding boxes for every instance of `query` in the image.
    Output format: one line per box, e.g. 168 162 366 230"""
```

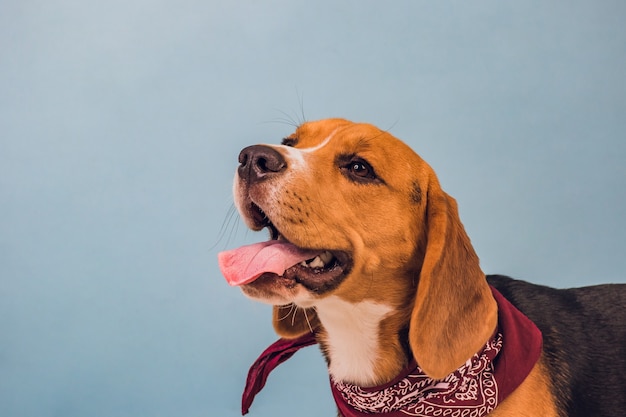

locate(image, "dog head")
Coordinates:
225 118 496 378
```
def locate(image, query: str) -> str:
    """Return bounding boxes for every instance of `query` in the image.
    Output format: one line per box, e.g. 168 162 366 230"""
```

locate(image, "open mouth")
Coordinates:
219 202 352 294
283 248 351 293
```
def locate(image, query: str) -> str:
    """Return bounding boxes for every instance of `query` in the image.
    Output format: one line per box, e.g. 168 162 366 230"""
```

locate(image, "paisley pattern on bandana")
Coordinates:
333 333 503 417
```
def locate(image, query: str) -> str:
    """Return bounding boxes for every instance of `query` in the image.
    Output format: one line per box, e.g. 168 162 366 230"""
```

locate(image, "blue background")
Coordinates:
1 1 625 416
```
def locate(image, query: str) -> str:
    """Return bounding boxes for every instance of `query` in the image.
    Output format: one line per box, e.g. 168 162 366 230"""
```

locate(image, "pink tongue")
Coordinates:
218 241 321 286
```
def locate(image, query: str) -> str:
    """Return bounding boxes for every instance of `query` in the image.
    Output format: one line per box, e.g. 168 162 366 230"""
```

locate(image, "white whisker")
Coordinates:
277 303 297 322
303 308 314 333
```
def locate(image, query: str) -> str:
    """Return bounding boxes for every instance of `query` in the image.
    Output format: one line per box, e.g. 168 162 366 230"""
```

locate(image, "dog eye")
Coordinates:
281 137 298 147
337 154 381 183
342 158 378 182
350 162 371 177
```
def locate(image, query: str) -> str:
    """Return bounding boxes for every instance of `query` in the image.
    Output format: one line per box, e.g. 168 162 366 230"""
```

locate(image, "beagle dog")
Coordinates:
219 118 626 417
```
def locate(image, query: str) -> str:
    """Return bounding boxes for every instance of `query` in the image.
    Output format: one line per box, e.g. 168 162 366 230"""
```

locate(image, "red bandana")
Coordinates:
331 334 502 416
241 287 542 416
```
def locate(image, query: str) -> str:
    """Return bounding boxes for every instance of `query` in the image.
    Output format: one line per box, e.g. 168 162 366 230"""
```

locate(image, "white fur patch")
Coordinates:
314 296 393 386
267 128 338 171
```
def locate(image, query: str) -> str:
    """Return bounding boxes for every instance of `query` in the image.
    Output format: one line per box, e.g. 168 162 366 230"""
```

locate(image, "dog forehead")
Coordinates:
286 120 404 156
267 126 340 170
293 119 390 149
279 120 421 176
290 118 352 147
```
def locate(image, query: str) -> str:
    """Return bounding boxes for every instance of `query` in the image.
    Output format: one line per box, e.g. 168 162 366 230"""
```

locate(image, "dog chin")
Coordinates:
240 286 290 305
241 280 316 307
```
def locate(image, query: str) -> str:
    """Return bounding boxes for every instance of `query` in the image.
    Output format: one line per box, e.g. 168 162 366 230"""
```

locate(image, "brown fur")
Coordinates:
489 356 558 417
235 118 583 415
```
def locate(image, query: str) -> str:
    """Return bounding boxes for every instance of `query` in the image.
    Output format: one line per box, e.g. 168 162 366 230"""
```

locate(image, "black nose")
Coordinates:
238 145 286 184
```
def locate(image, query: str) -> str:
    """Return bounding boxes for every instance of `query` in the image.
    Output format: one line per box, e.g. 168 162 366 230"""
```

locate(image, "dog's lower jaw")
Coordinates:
314 296 407 387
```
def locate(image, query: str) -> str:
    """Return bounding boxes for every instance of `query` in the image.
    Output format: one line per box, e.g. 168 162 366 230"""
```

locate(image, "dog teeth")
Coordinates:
308 256 325 268
320 251 333 264
300 251 334 269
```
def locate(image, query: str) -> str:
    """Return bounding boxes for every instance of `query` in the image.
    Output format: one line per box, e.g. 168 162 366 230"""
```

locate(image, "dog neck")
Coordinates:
314 295 407 387
241 287 544 416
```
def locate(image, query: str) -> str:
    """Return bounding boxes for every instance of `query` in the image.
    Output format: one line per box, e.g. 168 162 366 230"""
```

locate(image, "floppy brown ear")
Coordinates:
272 304 320 338
409 174 498 379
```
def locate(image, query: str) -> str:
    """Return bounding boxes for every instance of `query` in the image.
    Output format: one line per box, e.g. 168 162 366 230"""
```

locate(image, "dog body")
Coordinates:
223 118 626 416
488 275 626 417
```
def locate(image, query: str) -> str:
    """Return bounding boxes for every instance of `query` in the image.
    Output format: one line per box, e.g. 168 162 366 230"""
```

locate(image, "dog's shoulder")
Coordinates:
487 274 626 417
486 274 626 331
